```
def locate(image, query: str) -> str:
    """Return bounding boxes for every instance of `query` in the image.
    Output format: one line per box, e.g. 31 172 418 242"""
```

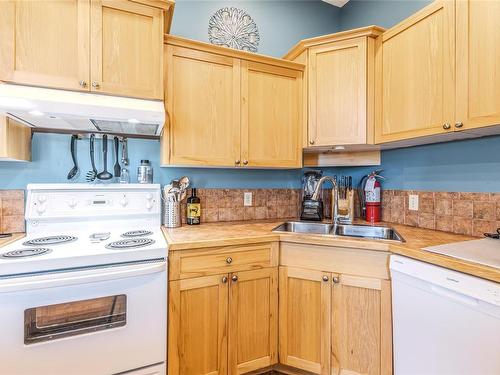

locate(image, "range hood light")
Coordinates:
128 118 140 124
29 110 45 117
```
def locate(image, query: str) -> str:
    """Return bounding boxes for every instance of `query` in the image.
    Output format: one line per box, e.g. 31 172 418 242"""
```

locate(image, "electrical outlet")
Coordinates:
244 192 253 207
409 194 419 211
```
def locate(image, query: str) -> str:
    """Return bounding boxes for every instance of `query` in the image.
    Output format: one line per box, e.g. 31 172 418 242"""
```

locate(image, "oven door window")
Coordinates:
24 295 126 344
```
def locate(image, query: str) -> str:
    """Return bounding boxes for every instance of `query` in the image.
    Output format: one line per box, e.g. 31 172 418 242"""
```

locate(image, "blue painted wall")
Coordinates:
336 0 500 193
2 0 499 193
0 1 340 190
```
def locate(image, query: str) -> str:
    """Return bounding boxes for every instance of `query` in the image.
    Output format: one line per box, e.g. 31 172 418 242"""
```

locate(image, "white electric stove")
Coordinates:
0 184 167 375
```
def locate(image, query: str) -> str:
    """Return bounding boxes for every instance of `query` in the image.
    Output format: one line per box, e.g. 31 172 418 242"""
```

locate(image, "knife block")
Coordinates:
337 190 355 224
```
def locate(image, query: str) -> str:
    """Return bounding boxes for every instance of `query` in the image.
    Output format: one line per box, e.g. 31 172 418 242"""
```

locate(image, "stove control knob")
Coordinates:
38 195 47 203
36 205 46 215
146 201 153 210
68 199 77 208
146 193 153 200
120 198 129 207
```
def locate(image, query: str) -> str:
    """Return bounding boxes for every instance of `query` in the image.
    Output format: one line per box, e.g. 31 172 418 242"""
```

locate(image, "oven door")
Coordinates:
0 260 166 375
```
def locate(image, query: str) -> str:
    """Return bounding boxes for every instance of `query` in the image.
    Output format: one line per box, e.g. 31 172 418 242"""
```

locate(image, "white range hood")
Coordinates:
0 83 166 137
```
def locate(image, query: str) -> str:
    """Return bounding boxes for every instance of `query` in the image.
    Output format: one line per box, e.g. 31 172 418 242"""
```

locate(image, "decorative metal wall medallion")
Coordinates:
208 7 260 52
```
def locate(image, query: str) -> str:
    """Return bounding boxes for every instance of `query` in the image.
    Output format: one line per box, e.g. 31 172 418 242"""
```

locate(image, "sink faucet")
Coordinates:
311 176 339 223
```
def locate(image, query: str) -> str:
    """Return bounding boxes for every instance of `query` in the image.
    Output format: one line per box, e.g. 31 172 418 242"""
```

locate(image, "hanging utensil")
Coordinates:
113 137 121 178
121 138 129 166
67 134 79 180
97 134 113 180
86 134 98 182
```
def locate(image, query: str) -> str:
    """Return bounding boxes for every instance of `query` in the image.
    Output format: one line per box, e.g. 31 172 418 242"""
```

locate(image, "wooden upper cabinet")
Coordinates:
0 0 167 99
283 27 383 149
90 0 163 99
455 0 500 131
374 0 455 143
0 0 90 91
161 36 304 169
308 37 371 146
332 275 392 375
229 268 278 374
241 61 302 168
279 267 331 375
162 45 241 167
168 275 229 375
0 116 31 162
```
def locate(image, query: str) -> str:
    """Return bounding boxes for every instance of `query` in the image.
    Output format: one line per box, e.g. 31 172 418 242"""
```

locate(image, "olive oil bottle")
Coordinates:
186 188 201 225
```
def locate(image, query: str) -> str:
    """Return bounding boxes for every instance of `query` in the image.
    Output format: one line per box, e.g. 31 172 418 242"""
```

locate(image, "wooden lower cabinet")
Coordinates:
279 266 392 375
168 268 278 375
229 268 278 374
332 275 392 375
168 274 229 375
279 267 331 374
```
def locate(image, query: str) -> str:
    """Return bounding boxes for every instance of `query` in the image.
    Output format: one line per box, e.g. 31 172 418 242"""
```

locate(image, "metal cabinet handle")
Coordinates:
309 140 315 145
235 160 241 165
222 276 228 283
242 160 248 165
322 275 329 282
332 276 340 284
226 257 233 264
92 81 100 89
79 80 87 87
455 122 464 129
443 123 451 130
231 275 238 282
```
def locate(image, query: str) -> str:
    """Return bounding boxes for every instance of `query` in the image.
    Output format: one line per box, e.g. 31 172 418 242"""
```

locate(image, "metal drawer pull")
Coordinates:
231 275 238 282
92 81 100 89
443 123 451 130
322 275 329 282
455 122 464 128
226 257 233 264
332 276 340 284
78 80 87 87
222 276 228 283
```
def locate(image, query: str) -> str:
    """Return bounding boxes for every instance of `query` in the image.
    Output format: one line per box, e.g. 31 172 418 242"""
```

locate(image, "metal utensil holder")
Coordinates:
163 199 182 228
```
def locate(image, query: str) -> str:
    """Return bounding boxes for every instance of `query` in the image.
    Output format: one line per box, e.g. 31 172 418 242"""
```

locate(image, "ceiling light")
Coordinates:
28 110 45 116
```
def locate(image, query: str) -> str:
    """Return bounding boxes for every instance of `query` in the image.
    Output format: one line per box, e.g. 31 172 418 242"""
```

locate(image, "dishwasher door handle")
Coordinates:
430 284 479 307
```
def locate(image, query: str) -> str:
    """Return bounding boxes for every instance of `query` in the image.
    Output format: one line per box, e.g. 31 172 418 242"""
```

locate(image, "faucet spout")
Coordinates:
311 176 339 223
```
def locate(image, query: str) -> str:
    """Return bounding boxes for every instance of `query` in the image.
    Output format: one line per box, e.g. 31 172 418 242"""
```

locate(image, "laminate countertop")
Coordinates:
0 233 25 249
162 220 500 283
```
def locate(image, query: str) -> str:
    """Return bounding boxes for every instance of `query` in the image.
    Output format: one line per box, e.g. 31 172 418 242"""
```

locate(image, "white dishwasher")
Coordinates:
390 255 500 375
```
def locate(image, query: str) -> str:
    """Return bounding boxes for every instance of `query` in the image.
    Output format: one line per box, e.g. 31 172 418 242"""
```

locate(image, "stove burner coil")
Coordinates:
121 230 153 238
23 235 77 246
1 248 53 259
105 238 155 250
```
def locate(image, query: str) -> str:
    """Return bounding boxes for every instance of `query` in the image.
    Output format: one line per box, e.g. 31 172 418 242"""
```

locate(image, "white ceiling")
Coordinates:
321 0 350 8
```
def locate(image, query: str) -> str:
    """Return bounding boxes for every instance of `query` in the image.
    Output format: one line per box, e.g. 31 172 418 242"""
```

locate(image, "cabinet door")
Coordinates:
375 0 455 143
0 0 90 91
229 268 278 375
0 116 31 161
332 275 392 375
309 38 369 146
279 267 331 375
168 275 229 375
162 46 241 167
241 61 303 168
90 0 163 99
456 0 500 131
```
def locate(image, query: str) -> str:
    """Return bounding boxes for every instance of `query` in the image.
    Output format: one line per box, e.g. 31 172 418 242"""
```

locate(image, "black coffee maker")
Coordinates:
300 170 323 221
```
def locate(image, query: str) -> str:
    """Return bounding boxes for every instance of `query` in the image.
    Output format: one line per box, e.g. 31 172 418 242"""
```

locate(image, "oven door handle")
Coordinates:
0 261 166 293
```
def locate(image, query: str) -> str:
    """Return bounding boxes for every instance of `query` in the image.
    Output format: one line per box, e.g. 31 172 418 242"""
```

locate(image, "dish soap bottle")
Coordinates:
186 188 201 225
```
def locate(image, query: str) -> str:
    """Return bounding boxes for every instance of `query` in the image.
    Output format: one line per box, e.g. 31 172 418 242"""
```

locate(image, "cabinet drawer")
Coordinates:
169 242 278 280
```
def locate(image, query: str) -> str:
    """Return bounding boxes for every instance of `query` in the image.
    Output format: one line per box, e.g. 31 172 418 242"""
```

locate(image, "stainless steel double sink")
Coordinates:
273 221 405 242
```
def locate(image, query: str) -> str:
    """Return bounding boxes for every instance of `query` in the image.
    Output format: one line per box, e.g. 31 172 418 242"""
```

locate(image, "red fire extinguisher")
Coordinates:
364 171 384 223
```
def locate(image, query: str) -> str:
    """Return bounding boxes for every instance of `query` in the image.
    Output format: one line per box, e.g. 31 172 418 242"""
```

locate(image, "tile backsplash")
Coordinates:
0 190 25 233
178 188 333 224
382 190 500 237
180 187 498 238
